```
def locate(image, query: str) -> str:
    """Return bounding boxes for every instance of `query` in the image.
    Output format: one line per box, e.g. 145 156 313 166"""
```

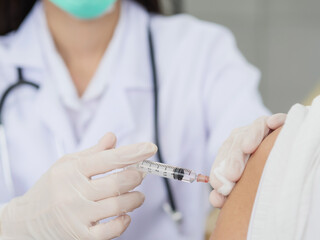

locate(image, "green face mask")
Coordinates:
49 0 117 20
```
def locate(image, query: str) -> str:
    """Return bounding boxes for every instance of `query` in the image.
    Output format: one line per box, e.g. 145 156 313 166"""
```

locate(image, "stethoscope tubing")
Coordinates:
147 22 182 223
0 68 40 199
0 68 39 124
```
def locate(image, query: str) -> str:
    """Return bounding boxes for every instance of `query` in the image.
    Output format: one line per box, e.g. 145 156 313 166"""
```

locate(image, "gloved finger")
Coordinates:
209 190 226 208
210 162 236 195
209 169 223 190
267 113 287 130
210 146 241 194
82 132 117 155
209 128 243 176
241 117 269 154
79 142 157 177
88 170 144 201
89 214 131 240
220 143 248 182
92 191 145 222
93 132 117 152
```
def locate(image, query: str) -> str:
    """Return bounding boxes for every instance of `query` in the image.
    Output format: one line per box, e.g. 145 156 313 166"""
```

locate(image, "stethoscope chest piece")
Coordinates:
163 202 183 225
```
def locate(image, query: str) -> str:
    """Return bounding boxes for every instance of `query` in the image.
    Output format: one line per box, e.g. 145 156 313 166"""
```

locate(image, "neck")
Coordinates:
44 0 121 96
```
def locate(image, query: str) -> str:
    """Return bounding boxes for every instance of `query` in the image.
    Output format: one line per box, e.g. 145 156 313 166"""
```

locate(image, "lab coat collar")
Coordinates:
33 70 136 154
7 2 46 70
34 74 77 156
75 83 136 151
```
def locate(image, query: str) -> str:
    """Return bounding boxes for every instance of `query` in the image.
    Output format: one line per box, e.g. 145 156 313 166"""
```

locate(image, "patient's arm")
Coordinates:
210 127 282 240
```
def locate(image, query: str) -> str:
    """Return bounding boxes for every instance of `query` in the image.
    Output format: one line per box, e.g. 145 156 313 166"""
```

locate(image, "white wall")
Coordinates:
176 0 320 112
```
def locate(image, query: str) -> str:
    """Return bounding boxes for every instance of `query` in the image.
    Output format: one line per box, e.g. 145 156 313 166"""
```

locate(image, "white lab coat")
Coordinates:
0 0 269 239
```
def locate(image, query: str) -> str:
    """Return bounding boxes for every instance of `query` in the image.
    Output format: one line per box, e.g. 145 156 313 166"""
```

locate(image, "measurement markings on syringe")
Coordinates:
164 166 167 177
155 164 160 173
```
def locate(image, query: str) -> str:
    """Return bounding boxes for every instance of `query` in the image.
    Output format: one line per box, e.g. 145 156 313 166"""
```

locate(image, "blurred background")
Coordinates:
162 0 320 113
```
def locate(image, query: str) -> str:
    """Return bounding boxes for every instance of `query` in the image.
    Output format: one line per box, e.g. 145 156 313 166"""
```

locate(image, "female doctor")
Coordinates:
0 0 285 239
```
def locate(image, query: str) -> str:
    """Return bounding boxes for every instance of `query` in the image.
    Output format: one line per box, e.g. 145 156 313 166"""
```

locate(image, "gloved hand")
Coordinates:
209 113 286 208
0 133 157 240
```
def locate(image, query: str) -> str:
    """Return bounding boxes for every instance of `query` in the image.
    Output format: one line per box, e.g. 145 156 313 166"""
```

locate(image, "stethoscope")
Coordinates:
0 22 182 224
0 68 40 200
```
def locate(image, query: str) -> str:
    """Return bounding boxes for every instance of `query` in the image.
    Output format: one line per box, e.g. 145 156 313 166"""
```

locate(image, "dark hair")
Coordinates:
0 0 161 35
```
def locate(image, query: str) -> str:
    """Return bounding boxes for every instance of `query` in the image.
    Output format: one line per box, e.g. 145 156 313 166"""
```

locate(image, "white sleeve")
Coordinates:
202 27 270 165
248 100 320 240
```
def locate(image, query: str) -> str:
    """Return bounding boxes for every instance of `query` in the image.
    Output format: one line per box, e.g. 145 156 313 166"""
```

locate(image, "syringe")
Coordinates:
128 160 209 183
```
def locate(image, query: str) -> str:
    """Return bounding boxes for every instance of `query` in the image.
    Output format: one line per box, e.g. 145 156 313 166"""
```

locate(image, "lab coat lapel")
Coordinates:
76 83 135 151
34 78 76 156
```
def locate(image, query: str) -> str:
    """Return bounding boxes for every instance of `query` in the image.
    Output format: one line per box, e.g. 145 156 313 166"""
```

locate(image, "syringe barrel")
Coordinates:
131 160 197 183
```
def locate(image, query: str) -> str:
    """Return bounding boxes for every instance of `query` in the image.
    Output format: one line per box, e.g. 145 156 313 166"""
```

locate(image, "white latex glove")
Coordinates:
209 113 286 208
0 133 157 240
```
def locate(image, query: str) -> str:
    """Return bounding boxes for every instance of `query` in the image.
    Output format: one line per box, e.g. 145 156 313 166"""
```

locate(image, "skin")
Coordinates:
43 0 121 96
210 127 282 240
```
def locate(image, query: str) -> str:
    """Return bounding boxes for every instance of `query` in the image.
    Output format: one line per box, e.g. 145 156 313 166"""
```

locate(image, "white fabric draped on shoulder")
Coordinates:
248 96 320 240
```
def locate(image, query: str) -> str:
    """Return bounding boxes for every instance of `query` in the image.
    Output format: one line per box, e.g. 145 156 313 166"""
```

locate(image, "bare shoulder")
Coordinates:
210 127 282 240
